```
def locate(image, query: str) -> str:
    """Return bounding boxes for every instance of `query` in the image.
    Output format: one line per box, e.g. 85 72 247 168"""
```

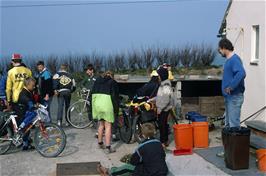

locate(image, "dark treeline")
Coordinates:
0 44 216 74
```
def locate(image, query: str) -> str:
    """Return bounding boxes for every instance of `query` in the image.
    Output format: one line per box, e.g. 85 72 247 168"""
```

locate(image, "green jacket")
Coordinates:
81 75 97 91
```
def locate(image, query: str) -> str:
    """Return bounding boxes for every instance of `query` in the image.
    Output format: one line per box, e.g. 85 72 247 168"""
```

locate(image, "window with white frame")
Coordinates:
251 25 260 62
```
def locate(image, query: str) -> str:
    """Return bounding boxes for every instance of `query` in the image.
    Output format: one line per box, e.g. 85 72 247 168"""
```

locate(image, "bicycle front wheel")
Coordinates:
0 126 13 155
34 123 66 157
67 100 93 129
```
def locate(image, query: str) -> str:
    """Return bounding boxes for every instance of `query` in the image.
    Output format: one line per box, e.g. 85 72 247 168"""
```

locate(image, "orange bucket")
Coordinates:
256 149 266 172
192 122 209 148
173 124 193 149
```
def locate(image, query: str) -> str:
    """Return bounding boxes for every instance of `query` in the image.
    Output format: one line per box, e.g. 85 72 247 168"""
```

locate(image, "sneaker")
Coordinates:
216 151 225 158
104 147 116 154
57 120 62 127
98 142 105 149
22 144 35 151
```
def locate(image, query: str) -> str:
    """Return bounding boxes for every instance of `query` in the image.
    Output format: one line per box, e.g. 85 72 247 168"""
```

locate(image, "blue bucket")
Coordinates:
185 111 201 120
191 115 207 122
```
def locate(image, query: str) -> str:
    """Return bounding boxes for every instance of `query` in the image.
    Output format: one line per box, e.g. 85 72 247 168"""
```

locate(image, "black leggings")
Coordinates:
158 111 170 144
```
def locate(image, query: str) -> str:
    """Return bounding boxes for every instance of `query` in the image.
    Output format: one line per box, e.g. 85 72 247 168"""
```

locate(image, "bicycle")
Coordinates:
119 96 180 144
118 97 159 144
67 88 93 129
0 104 66 157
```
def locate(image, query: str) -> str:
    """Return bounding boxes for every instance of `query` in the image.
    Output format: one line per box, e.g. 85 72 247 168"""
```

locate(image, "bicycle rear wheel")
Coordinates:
0 126 13 155
34 123 66 157
118 112 132 144
67 100 93 129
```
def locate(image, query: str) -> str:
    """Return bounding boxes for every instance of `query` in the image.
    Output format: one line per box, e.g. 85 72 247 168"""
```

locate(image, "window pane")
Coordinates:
255 26 259 59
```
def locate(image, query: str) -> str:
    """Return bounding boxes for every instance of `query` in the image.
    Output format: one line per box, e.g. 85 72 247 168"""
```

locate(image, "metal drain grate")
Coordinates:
56 162 100 176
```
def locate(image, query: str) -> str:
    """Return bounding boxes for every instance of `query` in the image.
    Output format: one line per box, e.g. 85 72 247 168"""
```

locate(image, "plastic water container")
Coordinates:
192 122 209 148
256 149 266 172
173 124 193 149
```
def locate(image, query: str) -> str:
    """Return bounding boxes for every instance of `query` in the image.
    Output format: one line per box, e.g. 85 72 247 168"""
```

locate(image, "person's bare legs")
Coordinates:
104 121 115 153
98 121 105 148
104 121 112 146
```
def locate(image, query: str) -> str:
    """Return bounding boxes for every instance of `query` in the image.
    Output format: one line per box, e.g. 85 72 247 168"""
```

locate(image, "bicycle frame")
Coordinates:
79 89 90 101
0 114 18 141
0 105 50 140
79 89 91 113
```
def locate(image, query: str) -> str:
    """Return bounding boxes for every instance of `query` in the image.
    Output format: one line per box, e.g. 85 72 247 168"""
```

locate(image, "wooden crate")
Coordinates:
199 97 215 104
200 102 216 117
181 97 199 105
181 96 225 118
181 103 200 118
199 96 225 117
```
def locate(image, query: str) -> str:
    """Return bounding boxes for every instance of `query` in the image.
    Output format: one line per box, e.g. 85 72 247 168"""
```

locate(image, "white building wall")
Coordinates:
226 0 266 122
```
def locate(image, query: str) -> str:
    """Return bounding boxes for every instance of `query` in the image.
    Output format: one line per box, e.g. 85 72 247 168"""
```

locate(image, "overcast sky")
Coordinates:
0 0 228 57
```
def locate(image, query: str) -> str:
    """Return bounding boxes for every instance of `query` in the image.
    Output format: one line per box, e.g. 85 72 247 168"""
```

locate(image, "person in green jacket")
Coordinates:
81 64 97 121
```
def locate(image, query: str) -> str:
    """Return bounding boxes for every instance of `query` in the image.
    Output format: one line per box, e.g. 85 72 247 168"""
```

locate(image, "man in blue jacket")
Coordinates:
36 61 54 121
218 38 246 128
217 38 246 158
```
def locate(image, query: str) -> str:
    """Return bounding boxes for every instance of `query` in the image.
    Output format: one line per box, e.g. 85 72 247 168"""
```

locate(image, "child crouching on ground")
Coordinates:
97 123 168 176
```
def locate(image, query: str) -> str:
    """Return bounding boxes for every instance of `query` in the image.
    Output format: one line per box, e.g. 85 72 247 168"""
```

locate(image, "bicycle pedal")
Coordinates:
13 138 23 147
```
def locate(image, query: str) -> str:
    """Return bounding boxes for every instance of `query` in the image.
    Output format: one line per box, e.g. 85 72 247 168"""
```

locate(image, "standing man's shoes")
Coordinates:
216 151 225 158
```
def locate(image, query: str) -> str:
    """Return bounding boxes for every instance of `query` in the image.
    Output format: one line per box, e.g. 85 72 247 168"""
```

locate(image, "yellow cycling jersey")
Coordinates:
6 65 32 103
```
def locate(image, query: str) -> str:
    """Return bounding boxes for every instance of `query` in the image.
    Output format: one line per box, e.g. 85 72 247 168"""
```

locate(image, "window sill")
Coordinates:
250 60 259 65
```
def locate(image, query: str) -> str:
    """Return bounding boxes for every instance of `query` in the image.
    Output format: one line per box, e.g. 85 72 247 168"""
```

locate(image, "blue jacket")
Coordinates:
37 68 54 98
222 54 246 97
0 74 7 97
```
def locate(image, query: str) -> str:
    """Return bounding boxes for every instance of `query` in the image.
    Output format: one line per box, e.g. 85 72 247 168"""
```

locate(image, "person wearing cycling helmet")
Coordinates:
136 70 160 98
6 54 32 110
156 66 174 148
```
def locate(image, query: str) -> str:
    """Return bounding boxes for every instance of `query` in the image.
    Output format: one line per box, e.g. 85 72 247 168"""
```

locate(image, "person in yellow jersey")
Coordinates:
6 54 32 112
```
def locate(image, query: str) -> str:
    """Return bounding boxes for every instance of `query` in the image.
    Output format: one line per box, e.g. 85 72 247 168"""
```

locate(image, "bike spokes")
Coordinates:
67 100 92 129
0 127 13 155
34 123 66 157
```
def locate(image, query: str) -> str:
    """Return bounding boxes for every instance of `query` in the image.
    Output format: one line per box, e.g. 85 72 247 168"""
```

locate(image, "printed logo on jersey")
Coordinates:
59 75 72 86
14 73 28 82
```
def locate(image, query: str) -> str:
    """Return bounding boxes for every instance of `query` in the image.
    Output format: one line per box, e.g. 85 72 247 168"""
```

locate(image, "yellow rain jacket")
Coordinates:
6 65 32 103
